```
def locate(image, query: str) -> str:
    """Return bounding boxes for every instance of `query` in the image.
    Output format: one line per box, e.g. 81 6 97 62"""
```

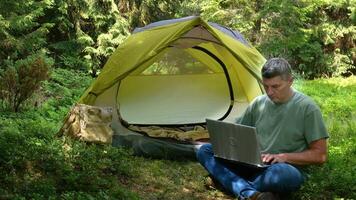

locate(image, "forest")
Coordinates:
0 0 355 199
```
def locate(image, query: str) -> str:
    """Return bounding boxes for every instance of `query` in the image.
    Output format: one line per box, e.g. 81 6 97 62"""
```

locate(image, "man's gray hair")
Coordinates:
261 58 292 80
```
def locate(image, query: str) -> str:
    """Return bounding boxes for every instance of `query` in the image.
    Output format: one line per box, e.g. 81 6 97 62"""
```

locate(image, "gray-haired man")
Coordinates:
197 58 329 200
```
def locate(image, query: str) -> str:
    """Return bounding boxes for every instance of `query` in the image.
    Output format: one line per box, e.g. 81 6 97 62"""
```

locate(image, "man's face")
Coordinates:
262 75 293 103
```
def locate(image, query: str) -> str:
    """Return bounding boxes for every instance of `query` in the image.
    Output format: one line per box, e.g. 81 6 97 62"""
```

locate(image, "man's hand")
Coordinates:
261 139 328 165
261 153 287 164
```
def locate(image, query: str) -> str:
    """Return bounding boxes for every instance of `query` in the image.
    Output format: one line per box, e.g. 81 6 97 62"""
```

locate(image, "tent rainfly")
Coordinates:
78 16 266 159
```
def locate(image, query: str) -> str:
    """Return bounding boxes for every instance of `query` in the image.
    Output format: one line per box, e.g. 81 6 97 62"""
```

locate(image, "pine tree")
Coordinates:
0 0 53 111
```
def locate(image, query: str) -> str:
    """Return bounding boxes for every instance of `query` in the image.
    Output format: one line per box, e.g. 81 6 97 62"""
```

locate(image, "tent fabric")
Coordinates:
75 16 266 159
207 22 250 47
117 46 231 125
118 73 231 124
79 18 202 105
79 17 265 105
133 16 198 34
112 133 198 160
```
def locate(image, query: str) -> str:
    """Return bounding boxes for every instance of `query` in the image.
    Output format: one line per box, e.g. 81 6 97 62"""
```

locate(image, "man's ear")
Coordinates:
288 76 294 85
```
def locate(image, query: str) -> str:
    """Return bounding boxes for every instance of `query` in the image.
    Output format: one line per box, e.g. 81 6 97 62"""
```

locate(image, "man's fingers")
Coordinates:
262 154 273 163
262 154 280 164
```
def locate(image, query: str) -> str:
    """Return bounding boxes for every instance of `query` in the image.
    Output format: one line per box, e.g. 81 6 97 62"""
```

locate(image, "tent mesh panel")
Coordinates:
141 47 214 75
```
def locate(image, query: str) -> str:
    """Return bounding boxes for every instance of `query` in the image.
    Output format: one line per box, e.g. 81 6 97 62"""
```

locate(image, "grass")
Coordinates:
292 77 356 200
0 69 355 199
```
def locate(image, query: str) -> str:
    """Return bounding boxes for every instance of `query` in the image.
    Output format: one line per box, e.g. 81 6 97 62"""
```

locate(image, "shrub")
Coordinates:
0 68 138 199
0 56 51 112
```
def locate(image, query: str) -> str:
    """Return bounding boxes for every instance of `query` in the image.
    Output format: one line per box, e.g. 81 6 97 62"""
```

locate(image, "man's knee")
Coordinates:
265 163 304 192
196 143 213 162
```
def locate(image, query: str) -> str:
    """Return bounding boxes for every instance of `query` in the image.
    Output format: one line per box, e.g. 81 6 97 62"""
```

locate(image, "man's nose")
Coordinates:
266 87 274 96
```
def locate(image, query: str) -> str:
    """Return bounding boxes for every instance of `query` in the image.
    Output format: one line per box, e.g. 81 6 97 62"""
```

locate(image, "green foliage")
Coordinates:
177 0 257 35
81 0 131 76
0 68 139 199
43 67 93 106
293 76 356 199
2 0 353 79
49 40 90 71
31 67 92 123
259 0 355 79
0 122 139 199
178 0 355 79
0 0 54 111
45 0 132 75
294 77 356 120
57 0 184 76
0 0 53 63
118 0 183 28
0 56 52 112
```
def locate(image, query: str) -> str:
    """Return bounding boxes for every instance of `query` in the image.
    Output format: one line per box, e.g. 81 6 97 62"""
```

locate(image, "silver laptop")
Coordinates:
206 119 269 168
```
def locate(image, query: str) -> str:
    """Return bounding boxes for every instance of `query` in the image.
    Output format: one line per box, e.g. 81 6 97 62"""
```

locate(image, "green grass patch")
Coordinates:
292 77 356 200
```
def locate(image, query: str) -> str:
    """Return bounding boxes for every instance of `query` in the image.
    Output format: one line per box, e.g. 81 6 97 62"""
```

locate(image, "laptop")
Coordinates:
206 118 269 168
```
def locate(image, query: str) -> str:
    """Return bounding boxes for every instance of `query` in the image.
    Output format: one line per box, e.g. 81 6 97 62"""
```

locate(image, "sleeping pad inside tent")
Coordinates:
76 16 266 159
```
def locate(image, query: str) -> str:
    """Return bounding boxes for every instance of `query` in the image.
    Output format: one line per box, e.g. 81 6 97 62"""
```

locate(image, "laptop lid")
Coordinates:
206 119 268 168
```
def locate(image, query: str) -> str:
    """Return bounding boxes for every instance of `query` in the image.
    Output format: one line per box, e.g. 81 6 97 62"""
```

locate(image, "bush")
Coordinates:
0 68 139 199
0 56 51 112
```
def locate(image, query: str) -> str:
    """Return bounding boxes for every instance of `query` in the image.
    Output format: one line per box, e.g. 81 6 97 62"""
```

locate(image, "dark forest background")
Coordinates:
1 0 354 78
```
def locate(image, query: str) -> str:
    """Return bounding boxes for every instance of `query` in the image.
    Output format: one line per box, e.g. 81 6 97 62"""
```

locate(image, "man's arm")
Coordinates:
261 138 328 165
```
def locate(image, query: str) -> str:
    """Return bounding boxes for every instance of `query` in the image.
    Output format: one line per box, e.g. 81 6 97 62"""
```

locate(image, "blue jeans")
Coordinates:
196 144 304 198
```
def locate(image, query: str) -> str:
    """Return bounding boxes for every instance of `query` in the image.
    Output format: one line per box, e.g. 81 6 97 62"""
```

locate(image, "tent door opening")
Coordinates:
117 46 233 126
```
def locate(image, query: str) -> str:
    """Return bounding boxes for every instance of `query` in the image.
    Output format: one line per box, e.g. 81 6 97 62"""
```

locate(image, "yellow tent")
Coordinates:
77 16 266 158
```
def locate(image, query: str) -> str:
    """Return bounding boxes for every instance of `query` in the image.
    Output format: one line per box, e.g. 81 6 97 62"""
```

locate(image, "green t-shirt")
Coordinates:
236 89 329 154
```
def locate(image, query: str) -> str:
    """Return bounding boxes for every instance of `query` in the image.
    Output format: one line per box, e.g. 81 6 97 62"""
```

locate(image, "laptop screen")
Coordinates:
206 119 268 167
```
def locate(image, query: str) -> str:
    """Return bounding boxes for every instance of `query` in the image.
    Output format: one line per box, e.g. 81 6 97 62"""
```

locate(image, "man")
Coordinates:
196 58 329 200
